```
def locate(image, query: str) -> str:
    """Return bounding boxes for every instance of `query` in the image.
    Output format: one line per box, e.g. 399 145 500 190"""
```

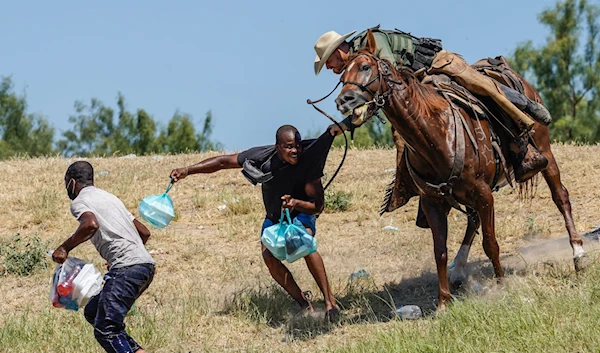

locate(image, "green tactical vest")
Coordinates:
349 25 442 71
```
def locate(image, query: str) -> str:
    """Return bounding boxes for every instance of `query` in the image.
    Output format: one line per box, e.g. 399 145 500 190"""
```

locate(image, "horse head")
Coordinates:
335 30 397 127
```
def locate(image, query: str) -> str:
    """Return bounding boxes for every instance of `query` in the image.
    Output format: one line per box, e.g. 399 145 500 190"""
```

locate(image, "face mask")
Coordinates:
66 178 77 200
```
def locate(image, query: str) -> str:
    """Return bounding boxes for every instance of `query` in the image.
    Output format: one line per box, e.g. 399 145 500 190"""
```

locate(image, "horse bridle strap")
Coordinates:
342 75 382 98
340 54 401 105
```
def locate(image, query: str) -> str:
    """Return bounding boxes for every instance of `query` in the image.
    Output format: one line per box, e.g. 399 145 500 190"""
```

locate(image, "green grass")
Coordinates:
325 190 352 212
6 260 600 352
2 147 599 352
0 234 48 276
333 260 600 353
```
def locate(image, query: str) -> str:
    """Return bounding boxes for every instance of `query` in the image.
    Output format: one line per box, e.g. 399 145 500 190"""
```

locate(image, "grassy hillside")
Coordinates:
0 144 599 352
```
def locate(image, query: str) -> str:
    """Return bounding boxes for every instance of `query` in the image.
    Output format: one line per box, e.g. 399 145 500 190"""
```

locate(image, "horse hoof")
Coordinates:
574 253 590 272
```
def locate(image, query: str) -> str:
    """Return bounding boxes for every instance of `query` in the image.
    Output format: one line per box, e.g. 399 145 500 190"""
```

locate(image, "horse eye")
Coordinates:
361 64 370 71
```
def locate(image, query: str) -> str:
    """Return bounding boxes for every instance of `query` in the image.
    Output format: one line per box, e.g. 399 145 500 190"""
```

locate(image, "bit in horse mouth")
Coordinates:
350 103 374 126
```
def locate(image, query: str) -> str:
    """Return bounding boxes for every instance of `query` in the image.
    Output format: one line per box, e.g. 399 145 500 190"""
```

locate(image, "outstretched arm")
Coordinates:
170 154 241 182
52 212 99 264
281 178 325 215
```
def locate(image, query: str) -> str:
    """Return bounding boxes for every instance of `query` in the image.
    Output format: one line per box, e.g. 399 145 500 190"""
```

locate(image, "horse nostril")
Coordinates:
344 95 356 103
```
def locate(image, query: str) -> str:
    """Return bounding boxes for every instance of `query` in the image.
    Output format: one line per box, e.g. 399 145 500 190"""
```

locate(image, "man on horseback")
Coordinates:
313 26 552 212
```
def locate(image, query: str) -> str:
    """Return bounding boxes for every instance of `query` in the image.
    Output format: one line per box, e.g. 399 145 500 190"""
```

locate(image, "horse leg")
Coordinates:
421 196 452 310
473 184 504 280
540 151 586 269
450 208 480 287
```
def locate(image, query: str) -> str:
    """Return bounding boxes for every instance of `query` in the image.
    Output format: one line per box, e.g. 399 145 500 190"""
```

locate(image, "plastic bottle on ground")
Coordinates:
395 305 422 319
349 269 369 280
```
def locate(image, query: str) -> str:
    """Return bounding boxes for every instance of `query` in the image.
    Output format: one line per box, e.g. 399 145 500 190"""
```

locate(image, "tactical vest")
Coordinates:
349 25 443 71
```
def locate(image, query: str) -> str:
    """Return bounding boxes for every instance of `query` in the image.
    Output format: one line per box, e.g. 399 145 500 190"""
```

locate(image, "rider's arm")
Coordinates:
372 32 395 66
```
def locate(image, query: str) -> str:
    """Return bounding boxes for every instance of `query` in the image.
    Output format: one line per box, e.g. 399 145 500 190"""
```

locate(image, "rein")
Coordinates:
307 83 348 191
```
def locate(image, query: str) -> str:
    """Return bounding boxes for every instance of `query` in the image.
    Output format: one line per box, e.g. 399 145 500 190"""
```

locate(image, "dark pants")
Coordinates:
84 263 155 353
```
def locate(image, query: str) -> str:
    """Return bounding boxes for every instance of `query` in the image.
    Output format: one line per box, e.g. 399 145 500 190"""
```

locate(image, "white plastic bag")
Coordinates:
50 257 103 311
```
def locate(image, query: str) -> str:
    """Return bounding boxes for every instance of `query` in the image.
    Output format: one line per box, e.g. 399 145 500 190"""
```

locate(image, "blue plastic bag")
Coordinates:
139 179 175 228
260 209 318 263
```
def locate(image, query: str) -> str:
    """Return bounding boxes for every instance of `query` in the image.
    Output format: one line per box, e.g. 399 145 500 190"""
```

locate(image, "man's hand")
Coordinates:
170 167 188 182
281 195 298 210
52 246 68 264
328 122 348 136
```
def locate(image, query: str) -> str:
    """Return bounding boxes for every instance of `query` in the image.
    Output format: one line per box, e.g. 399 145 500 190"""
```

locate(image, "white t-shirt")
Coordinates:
70 186 155 268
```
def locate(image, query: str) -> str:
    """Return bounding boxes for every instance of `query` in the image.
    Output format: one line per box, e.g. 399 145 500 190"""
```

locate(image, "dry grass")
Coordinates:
0 143 599 352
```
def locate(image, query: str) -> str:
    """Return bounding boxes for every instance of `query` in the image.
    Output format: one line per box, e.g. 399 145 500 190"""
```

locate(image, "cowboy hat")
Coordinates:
313 30 356 75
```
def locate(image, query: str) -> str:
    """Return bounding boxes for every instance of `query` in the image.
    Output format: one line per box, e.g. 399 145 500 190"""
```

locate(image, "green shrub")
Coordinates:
1 234 48 276
325 190 352 212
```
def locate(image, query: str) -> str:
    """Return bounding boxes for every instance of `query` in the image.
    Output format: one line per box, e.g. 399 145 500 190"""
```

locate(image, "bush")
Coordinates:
325 190 352 212
1 234 48 276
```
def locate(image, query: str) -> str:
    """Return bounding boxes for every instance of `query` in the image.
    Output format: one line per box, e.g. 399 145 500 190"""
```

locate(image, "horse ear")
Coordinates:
365 29 377 54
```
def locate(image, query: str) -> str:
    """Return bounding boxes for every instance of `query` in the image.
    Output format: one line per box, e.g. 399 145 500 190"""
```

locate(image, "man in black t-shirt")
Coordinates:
169 125 340 318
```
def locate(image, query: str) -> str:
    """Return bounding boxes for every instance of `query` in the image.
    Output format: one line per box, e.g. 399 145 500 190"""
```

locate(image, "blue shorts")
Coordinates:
261 213 317 236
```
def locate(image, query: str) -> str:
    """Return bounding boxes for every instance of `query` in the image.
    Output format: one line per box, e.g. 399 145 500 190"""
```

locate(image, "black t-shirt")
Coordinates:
237 131 334 222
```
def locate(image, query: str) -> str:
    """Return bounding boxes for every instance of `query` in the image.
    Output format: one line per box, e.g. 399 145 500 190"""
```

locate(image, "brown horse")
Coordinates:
335 30 586 309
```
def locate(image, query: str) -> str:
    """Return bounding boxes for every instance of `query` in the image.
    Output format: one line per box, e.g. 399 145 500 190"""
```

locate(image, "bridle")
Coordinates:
304 53 404 191
340 53 406 111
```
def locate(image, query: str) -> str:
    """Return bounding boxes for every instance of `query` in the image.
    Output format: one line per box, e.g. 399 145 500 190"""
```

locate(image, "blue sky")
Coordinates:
1 0 559 151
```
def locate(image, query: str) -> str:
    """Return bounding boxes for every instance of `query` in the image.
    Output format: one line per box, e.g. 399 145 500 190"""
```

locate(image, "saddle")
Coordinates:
380 56 524 216
471 56 525 94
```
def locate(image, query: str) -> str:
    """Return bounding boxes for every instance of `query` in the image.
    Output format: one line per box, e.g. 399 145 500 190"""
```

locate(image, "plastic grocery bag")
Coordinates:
139 179 175 228
260 209 318 263
50 257 103 311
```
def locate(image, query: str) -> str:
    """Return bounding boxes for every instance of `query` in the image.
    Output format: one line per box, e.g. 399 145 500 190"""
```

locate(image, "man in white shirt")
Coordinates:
53 161 155 353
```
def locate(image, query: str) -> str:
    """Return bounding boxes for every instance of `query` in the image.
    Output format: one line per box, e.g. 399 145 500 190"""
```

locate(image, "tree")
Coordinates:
158 111 199 153
57 98 115 156
0 77 54 158
134 109 158 154
511 0 600 143
59 93 221 156
197 110 222 151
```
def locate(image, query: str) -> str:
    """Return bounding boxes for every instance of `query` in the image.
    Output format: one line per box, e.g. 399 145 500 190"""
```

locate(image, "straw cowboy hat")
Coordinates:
313 30 356 75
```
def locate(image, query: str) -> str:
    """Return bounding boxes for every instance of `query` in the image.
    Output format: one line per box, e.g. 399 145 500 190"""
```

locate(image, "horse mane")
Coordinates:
396 68 449 118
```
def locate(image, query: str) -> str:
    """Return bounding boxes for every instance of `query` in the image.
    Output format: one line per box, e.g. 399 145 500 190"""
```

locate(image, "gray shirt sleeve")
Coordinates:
70 199 93 220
